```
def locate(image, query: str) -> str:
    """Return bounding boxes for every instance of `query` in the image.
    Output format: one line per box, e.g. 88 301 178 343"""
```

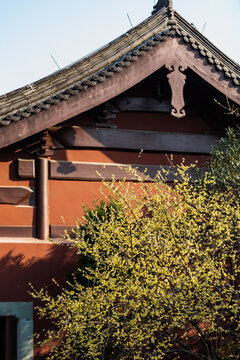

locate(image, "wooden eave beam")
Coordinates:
49 160 208 182
52 127 218 153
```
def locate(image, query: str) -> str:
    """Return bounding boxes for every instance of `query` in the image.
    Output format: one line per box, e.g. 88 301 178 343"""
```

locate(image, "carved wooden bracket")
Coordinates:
166 62 187 118
94 102 118 128
39 130 57 156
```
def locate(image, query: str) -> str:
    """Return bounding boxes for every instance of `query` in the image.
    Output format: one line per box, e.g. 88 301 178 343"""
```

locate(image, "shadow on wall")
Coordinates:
0 243 78 359
0 244 78 301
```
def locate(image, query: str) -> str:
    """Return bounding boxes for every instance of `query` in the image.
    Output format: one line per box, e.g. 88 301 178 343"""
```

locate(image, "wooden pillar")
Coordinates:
36 157 49 240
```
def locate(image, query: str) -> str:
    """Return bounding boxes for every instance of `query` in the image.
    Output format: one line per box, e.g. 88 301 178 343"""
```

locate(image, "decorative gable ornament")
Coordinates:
166 61 187 118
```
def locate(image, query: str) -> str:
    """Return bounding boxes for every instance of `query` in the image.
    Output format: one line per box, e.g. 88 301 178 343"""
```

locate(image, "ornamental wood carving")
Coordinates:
166 63 187 118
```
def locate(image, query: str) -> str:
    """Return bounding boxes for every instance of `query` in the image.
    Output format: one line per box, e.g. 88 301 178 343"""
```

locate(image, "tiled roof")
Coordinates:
0 6 239 127
152 0 173 15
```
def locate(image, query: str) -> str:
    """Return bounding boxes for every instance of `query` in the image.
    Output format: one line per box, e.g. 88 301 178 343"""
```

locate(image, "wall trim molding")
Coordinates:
0 226 35 238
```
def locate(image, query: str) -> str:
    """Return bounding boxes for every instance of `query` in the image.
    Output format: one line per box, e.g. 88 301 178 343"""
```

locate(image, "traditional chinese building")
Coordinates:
0 0 239 358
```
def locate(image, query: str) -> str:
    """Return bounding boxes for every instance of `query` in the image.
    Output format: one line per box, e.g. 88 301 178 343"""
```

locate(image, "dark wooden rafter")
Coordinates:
51 127 218 154
112 97 172 113
99 95 200 117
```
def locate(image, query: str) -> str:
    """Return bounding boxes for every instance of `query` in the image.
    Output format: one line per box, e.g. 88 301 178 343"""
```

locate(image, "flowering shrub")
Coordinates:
32 165 240 360
210 127 240 189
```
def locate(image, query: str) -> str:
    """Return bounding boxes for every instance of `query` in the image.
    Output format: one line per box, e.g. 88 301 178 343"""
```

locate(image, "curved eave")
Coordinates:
0 8 169 120
0 7 239 132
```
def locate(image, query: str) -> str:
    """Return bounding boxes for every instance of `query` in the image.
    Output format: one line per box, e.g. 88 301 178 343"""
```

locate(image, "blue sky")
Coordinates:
0 0 239 95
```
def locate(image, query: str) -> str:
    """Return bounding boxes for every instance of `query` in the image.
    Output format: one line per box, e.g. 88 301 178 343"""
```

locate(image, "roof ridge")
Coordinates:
152 0 173 15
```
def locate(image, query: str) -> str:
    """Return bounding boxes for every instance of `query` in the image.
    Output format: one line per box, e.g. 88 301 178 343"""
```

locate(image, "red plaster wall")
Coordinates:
51 149 207 165
49 149 207 225
0 146 35 226
0 242 78 359
112 112 211 133
0 243 77 302
0 205 35 225
49 180 104 225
